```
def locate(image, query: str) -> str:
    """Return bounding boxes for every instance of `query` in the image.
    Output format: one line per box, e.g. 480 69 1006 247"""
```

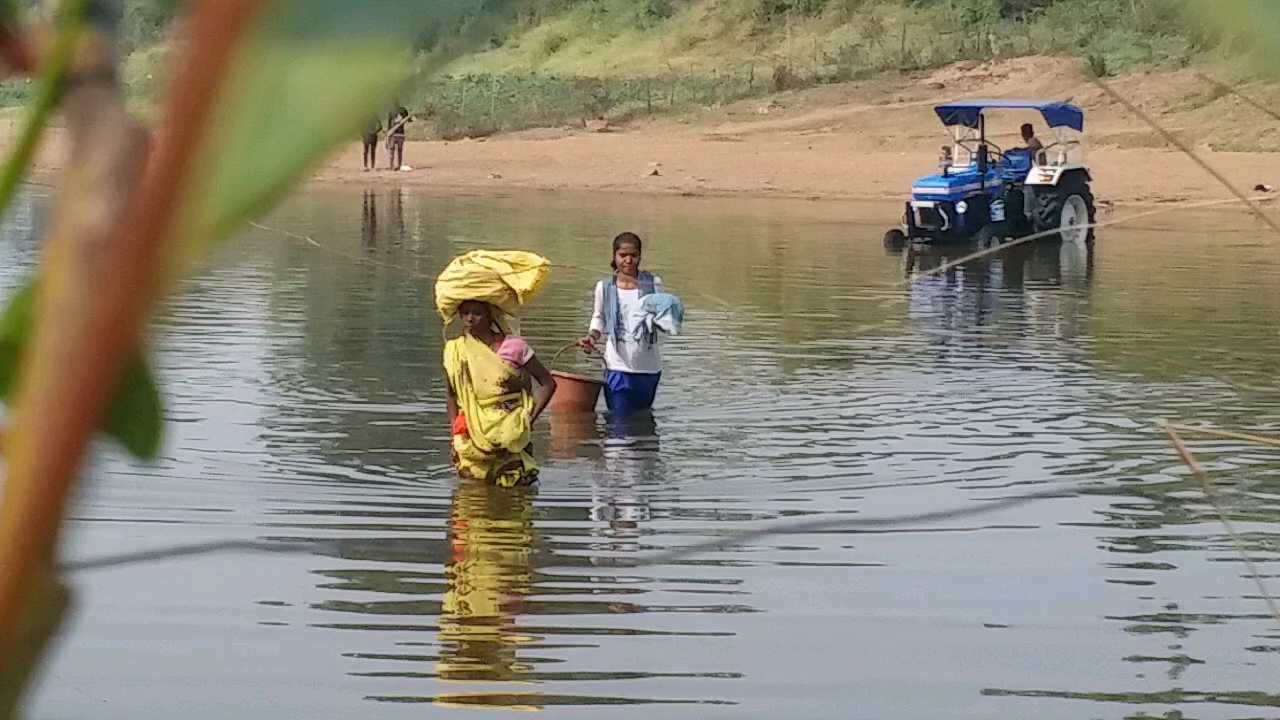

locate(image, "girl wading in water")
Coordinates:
444 300 557 487
580 232 682 418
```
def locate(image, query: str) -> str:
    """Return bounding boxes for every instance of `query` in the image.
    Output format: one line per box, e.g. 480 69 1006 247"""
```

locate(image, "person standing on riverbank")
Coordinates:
361 116 381 171
386 105 411 170
579 232 682 419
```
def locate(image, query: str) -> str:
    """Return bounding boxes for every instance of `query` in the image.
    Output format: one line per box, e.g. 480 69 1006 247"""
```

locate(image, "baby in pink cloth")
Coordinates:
495 335 534 369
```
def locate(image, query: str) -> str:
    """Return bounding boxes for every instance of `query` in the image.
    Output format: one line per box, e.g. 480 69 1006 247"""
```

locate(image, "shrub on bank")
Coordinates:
415 71 763 139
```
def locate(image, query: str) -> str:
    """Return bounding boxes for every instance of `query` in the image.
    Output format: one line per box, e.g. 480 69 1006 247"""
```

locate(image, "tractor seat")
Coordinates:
1003 149 1031 168
1001 149 1033 177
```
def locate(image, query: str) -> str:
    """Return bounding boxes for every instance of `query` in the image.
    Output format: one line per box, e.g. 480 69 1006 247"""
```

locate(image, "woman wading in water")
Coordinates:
580 232 680 418
445 300 556 487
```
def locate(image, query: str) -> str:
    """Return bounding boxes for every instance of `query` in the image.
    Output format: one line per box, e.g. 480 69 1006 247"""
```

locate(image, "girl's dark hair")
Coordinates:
611 232 642 271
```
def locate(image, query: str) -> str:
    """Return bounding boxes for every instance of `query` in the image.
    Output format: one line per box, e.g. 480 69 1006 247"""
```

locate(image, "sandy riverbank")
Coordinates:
8 57 1279 210
319 57 1280 210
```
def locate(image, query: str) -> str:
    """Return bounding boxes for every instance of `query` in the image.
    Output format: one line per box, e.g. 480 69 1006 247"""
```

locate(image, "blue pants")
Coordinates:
604 371 661 418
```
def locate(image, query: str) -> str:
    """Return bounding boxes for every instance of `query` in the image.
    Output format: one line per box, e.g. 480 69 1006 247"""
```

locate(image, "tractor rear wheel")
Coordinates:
1032 172 1095 244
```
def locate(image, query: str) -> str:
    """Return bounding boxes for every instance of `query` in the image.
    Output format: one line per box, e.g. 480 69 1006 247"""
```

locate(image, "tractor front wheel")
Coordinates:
883 228 908 253
1032 173 1096 244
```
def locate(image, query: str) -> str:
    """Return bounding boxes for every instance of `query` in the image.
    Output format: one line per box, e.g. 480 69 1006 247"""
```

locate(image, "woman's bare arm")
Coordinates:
445 369 458 423
524 355 558 423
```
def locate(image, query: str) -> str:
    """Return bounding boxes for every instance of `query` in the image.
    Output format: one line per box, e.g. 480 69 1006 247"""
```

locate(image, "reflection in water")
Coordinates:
358 187 409 252
552 412 660 555
361 189 377 249
900 238 1095 344
437 482 536 697
389 186 406 244
20 189 1280 720
982 686 1280 709
549 411 599 460
593 415 660 553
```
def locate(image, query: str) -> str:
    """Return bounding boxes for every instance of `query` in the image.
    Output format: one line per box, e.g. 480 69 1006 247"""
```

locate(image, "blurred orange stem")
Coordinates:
0 0 264 667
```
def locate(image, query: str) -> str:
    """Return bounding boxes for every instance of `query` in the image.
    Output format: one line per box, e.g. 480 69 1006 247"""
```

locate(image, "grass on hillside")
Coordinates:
100 0 1278 141
445 1 1206 83
408 0 1211 138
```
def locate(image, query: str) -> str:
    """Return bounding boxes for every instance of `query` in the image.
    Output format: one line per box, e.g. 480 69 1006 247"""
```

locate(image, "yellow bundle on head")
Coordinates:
435 250 552 334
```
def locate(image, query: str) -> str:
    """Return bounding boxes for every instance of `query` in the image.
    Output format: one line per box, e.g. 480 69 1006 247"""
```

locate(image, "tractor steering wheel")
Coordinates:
956 138 1005 164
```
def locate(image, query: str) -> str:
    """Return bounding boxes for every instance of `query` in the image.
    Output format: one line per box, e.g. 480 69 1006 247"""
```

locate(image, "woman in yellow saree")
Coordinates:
444 300 557 487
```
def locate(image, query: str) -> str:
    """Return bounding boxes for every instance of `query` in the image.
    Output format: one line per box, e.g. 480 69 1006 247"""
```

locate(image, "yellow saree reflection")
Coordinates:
435 480 539 711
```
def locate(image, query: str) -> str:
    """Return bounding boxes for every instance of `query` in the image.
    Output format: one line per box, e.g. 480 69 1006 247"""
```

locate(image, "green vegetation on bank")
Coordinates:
410 0 1266 138
433 0 1203 79
3 1 1272 132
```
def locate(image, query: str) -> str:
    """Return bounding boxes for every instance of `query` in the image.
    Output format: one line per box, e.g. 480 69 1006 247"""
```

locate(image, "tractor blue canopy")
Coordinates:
934 100 1085 132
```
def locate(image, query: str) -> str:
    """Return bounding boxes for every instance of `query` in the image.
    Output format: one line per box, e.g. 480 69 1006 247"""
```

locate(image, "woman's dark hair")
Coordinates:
610 232 642 270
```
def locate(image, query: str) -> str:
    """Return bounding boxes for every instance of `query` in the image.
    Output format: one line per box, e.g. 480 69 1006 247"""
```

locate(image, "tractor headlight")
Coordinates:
955 200 968 214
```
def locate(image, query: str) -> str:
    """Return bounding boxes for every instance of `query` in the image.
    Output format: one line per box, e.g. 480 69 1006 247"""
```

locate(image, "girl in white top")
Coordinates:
579 232 665 417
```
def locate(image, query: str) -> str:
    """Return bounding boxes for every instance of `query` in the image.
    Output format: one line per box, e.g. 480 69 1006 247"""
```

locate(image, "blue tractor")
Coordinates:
891 100 1095 246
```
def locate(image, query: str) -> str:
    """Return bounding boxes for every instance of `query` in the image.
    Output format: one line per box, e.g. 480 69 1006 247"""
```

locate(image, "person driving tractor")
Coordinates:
1017 123 1045 165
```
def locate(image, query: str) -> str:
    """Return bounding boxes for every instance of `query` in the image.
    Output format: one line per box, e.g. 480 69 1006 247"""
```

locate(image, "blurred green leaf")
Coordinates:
175 1 477 270
103 350 164 459
0 282 34 400
0 281 164 459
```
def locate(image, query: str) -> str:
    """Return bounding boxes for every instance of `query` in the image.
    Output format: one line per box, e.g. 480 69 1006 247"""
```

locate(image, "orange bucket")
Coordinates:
549 370 602 413
547 344 603 413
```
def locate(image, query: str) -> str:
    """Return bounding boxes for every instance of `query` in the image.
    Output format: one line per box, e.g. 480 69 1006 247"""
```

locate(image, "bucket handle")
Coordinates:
549 341 603 372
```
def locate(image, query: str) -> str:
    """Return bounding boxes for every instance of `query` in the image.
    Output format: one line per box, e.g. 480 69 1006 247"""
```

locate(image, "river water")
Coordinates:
9 186 1280 718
